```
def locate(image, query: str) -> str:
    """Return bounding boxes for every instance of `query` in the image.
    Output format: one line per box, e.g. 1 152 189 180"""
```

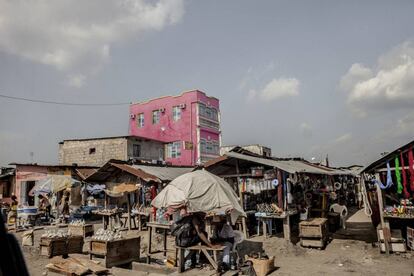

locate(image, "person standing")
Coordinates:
38 194 51 219
7 195 18 228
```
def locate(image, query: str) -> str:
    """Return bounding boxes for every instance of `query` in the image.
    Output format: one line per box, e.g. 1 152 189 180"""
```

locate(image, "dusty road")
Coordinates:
17 224 413 276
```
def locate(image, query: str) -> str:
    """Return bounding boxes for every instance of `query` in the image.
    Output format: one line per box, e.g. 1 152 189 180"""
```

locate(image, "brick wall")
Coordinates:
58 137 165 166
58 137 128 166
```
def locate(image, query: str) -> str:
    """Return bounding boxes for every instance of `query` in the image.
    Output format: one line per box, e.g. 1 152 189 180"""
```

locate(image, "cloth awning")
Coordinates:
29 175 80 195
104 183 139 197
152 170 245 224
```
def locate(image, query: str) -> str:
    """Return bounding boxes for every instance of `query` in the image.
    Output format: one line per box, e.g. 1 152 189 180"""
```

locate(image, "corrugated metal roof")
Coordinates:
224 152 348 175
110 163 161 182
75 168 98 180
131 165 194 182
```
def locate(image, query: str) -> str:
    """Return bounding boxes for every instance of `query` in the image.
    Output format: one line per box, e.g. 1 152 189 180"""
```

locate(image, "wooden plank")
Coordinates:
201 248 218 270
69 254 108 274
376 181 390 255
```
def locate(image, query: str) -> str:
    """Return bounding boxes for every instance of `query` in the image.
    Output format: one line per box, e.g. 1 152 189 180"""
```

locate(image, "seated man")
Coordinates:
172 212 220 269
211 220 235 269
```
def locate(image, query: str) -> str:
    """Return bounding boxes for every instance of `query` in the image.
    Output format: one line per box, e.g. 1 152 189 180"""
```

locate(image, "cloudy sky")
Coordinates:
0 0 413 167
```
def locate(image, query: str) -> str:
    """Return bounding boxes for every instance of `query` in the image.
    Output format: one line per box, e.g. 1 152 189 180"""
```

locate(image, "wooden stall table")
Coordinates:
92 210 123 230
89 236 141 268
256 209 298 241
175 244 226 273
134 211 150 231
146 222 172 263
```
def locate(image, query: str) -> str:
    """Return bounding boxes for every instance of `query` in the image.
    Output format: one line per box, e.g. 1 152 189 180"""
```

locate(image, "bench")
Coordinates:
175 245 226 273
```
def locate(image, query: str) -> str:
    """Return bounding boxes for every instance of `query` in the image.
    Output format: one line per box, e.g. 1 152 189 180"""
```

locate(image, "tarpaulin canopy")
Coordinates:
29 175 80 195
152 170 245 224
104 183 139 198
85 183 106 195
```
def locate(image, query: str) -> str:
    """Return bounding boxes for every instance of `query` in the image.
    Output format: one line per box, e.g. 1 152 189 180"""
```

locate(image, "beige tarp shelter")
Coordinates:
152 170 245 224
29 175 80 195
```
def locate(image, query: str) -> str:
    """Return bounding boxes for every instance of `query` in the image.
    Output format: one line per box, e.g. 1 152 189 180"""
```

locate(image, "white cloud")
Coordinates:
340 41 414 115
334 133 352 144
0 0 185 87
67 74 86 88
299 122 312 137
249 77 300 102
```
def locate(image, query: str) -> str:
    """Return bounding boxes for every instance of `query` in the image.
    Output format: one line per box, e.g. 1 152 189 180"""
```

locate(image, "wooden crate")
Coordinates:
68 224 94 238
377 227 406 253
40 237 67 258
90 236 141 268
67 236 84 254
299 218 328 238
300 237 326 248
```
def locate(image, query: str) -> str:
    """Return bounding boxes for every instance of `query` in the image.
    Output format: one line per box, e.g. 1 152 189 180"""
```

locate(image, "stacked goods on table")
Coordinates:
377 222 406 253
40 230 84 258
299 218 328 248
383 199 414 219
89 229 141 268
68 219 94 238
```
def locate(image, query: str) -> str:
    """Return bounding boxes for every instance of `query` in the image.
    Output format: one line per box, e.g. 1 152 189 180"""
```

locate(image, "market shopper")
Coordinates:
38 194 51 219
59 191 70 219
7 195 18 227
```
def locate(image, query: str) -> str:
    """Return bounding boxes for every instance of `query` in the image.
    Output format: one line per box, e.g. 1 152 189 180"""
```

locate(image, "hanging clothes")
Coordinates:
400 152 410 198
374 162 394 190
408 147 414 191
395 156 402 194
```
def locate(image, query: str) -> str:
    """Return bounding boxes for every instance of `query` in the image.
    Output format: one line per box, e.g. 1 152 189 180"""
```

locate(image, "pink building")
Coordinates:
129 90 221 166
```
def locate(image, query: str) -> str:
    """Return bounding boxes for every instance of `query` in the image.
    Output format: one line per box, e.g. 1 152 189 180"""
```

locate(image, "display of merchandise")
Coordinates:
41 229 68 238
92 228 123 241
69 219 85 226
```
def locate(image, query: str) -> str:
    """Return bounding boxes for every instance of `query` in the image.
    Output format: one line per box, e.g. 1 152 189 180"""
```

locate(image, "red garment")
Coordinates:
151 185 157 218
408 147 414 191
400 152 410 198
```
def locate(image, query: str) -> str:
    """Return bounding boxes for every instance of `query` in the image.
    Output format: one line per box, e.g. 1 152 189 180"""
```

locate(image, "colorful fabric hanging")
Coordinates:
400 152 410 198
373 162 394 190
408 147 414 191
395 156 402 194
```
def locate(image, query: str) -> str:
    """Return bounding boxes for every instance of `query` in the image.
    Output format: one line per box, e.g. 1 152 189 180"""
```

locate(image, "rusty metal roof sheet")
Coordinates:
110 163 161 182
131 165 194 182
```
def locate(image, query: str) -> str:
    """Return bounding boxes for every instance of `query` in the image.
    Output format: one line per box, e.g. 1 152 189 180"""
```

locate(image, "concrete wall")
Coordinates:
59 137 164 166
59 137 128 166
126 137 164 161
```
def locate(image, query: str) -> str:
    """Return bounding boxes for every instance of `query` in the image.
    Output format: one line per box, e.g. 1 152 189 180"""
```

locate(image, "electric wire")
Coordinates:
0 93 131 106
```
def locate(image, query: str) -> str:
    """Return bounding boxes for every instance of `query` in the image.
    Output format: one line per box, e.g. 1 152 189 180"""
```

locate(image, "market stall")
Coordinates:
361 140 414 255
205 149 360 240
151 169 246 272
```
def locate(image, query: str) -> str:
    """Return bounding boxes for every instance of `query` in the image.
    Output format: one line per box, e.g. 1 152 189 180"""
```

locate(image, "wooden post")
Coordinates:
321 193 327 218
127 193 132 231
236 159 248 238
376 180 390 255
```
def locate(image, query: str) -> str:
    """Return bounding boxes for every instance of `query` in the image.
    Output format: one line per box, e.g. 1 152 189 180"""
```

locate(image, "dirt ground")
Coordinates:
14 214 414 276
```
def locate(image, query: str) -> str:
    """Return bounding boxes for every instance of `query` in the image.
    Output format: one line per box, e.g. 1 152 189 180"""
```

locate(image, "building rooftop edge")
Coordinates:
9 163 99 169
129 89 219 106
59 135 164 143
